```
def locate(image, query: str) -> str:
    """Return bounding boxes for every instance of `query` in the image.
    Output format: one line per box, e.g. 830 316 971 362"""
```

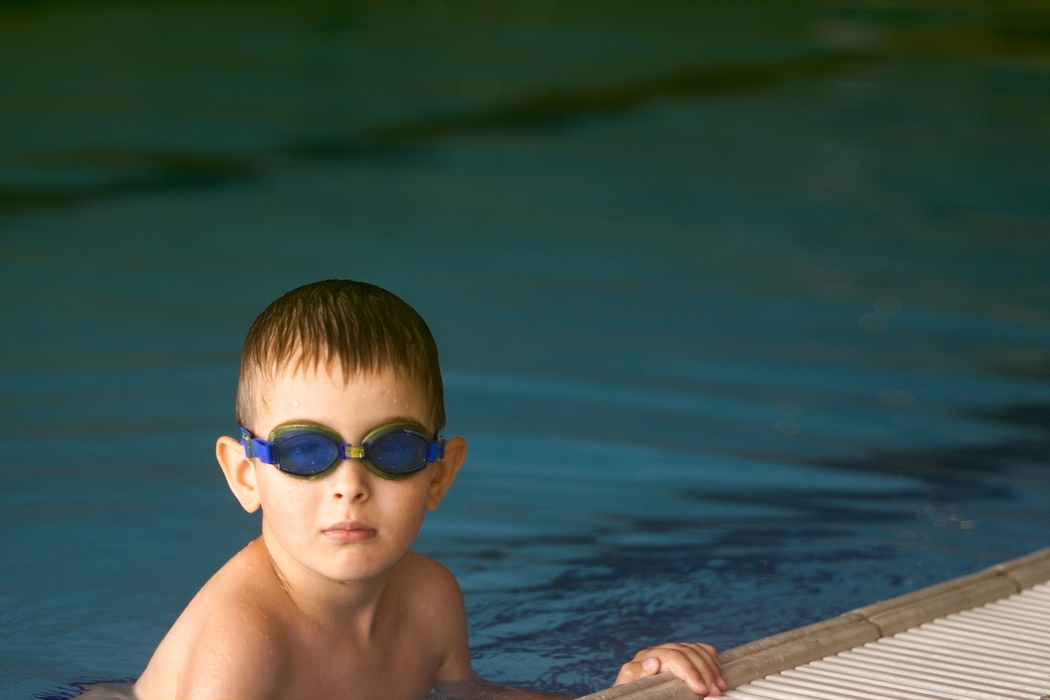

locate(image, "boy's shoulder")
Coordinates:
390 550 462 601
135 540 291 699
387 550 468 634
387 552 473 686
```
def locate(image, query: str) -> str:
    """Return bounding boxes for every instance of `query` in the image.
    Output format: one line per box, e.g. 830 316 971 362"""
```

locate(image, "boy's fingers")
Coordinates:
643 644 723 696
613 657 659 686
630 642 719 665
660 647 720 696
691 642 719 660
616 643 726 696
678 643 726 691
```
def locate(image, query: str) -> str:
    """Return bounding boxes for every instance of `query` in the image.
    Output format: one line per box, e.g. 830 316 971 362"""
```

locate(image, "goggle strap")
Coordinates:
250 438 278 464
428 438 446 463
240 427 278 464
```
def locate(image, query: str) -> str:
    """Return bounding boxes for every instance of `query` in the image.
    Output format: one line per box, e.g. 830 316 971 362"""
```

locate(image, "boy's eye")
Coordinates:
367 431 429 474
279 433 341 474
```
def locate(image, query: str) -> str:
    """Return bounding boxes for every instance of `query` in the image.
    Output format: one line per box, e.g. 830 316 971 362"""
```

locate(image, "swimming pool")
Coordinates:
2 3 1049 698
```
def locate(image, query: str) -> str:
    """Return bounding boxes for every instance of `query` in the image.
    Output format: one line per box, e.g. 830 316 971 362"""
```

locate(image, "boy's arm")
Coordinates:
421 557 474 684
615 642 726 697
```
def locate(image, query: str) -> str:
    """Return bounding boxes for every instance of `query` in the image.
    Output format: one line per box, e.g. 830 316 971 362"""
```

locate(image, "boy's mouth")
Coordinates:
323 521 377 543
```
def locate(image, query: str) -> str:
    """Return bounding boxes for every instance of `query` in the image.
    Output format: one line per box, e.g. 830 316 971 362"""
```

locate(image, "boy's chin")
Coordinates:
316 550 405 584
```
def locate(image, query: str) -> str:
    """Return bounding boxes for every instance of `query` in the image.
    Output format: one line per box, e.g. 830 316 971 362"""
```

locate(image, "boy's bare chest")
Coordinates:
286 624 441 700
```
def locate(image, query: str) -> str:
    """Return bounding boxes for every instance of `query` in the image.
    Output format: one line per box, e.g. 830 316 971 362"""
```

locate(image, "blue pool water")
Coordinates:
2 3 1049 698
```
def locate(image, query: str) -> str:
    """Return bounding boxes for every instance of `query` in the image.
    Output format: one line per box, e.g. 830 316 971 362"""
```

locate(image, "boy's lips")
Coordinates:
323 521 377 542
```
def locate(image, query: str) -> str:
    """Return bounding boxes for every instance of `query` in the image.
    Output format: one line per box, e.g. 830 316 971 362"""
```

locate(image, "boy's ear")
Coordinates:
216 435 261 513
426 437 466 511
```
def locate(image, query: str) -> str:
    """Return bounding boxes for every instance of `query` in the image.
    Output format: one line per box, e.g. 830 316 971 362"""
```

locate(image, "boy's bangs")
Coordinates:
235 280 445 434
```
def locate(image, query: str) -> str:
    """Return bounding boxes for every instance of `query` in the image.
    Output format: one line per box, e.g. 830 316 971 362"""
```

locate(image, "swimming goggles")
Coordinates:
239 421 445 479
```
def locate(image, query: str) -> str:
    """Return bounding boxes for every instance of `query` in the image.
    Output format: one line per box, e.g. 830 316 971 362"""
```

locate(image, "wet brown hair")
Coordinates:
236 280 445 434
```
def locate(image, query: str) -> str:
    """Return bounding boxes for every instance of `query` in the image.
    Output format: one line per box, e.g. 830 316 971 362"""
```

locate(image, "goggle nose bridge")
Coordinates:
342 445 366 460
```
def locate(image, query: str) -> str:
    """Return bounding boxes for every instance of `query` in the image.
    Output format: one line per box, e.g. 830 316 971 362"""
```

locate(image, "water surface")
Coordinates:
1 2 1049 698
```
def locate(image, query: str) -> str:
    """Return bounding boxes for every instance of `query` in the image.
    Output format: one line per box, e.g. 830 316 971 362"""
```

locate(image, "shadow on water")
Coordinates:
3 2 1050 216
804 400 1050 492
0 54 870 215
35 681 135 700
0 153 264 213
288 55 869 158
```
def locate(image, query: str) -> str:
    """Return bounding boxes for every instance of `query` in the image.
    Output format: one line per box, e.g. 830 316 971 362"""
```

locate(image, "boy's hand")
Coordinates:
614 642 726 697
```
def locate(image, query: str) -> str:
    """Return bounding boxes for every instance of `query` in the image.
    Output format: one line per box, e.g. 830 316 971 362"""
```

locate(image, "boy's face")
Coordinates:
232 362 459 585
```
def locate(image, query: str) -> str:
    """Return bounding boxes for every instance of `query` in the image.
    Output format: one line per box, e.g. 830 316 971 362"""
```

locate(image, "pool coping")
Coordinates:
575 545 1050 700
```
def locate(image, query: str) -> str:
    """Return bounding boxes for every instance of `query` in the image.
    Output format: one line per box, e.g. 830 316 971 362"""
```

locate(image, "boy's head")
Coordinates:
218 280 465 585
236 280 445 435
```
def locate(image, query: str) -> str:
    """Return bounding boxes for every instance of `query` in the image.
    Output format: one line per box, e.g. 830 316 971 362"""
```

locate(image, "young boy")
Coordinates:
133 280 725 699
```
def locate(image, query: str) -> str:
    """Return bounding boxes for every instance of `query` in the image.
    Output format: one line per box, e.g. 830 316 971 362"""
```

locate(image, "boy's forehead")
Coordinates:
254 360 431 424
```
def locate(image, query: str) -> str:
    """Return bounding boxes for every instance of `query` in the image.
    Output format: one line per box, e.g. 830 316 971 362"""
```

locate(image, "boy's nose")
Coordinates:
327 459 371 501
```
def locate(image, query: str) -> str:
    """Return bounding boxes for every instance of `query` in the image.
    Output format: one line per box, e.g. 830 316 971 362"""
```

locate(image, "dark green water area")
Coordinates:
1 2 1049 697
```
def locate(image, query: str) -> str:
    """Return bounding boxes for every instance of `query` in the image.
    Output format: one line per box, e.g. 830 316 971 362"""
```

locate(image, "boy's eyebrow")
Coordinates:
300 416 436 438
370 416 433 431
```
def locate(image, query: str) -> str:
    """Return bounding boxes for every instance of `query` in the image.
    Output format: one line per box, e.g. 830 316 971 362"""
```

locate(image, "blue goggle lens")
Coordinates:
367 430 430 475
276 431 342 476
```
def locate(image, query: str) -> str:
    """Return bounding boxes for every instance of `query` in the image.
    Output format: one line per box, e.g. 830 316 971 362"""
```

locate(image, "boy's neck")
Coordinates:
258 529 392 637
